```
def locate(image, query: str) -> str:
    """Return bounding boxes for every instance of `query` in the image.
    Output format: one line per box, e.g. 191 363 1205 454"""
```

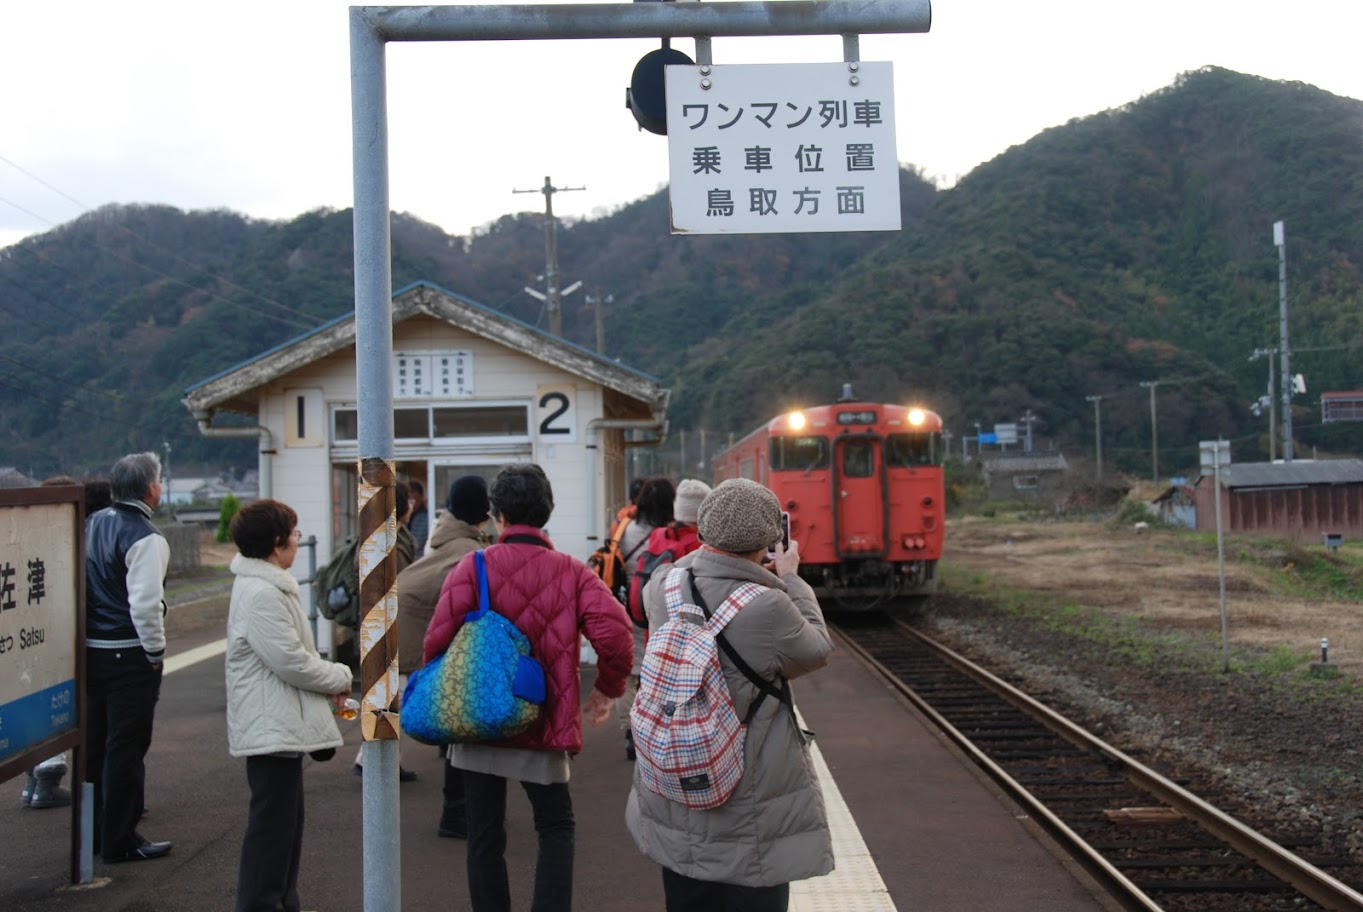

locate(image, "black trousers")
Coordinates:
85 647 162 858
235 754 306 912
661 868 790 912
463 769 574 912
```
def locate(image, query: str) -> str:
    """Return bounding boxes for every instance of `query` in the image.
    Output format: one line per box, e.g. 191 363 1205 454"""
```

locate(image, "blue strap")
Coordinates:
470 550 491 621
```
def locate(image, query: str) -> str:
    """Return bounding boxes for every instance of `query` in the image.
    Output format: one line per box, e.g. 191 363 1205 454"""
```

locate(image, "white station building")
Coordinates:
183 281 669 646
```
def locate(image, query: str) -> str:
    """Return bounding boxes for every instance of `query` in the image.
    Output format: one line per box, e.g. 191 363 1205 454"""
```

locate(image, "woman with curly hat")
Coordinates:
626 478 835 911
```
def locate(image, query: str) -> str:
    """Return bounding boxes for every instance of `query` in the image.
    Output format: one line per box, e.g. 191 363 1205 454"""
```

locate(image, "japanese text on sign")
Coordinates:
0 501 78 763
667 62 900 235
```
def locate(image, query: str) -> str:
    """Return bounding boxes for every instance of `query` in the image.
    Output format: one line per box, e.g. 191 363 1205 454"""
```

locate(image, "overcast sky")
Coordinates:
3 0 1361 251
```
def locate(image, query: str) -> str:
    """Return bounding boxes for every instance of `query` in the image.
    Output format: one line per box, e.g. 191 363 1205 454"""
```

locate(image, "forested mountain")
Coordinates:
2 66 1360 480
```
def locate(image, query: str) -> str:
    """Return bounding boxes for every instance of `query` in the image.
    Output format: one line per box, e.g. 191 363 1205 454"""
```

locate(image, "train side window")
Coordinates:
841 439 875 478
770 436 829 471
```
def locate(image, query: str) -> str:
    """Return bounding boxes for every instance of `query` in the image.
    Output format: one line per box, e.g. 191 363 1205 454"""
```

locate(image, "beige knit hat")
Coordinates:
673 478 711 524
697 478 782 554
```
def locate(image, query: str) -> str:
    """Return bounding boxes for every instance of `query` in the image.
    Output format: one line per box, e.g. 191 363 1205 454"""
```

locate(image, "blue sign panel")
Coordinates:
978 432 999 444
0 678 77 763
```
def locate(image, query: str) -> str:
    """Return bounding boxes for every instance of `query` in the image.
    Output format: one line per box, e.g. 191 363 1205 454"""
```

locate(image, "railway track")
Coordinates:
834 613 1363 912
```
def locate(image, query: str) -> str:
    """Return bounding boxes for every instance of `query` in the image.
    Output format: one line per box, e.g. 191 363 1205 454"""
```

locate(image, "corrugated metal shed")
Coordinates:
1193 459 1363 540
1211 459 1363 489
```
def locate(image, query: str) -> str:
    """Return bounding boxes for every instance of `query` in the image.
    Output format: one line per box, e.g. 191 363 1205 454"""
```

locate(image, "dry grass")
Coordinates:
945 517 1363 678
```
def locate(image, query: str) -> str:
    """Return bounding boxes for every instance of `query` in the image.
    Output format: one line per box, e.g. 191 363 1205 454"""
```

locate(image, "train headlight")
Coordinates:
907 407 926 426
788 411 807 431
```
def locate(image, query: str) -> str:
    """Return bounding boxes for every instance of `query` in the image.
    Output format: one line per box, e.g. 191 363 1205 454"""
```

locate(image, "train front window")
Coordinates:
887 432 941 467
770 436 829 471
840 439 875 477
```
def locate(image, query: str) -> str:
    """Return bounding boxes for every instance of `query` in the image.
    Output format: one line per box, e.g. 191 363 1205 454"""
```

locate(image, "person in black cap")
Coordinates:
395 475 493 837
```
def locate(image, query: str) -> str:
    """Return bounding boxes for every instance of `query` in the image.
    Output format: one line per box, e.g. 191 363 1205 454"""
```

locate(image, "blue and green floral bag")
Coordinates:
401 551 545 745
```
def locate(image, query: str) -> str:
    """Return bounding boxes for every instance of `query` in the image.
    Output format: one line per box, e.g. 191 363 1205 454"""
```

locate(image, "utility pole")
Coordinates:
1250 348 1277 461
1273 220 1293 462
1084 395 1103 481
942 429 953 462
1139 381 1161 485
585 289 613 354
514 176 584 337
1019 409 1035 453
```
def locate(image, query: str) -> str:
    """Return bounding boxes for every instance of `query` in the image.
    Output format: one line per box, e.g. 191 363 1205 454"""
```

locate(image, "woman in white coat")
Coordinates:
225 500 353 912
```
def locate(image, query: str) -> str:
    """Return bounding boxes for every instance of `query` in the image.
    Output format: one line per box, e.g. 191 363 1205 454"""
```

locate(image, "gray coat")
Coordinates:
625 547 835 887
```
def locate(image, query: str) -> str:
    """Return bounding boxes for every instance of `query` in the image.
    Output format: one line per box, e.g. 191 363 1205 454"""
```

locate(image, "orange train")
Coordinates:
711 386 945 609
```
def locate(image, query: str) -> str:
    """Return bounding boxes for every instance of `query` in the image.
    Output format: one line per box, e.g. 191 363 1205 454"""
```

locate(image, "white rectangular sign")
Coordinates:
666 62 901 235
0 501 79 763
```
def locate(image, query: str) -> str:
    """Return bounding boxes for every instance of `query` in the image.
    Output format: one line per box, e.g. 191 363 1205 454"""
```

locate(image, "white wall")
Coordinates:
250 315 614 576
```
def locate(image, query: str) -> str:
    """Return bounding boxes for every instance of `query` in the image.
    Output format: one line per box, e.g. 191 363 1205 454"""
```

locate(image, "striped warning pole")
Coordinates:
356 456 401 909
357 456 401 740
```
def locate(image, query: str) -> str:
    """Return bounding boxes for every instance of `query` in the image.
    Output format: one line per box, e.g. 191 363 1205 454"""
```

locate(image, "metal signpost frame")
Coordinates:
350 4 930 909
0 486 87 884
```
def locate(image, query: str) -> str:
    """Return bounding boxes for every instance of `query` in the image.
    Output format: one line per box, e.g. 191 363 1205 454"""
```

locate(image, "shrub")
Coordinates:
216 493 240 543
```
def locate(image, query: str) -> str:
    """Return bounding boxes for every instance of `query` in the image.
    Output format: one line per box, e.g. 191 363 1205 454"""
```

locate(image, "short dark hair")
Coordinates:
110 452 161 502
635 477 676 528
489 464 553 529
396 481 410 521
83 478 113 516
231 499 298 559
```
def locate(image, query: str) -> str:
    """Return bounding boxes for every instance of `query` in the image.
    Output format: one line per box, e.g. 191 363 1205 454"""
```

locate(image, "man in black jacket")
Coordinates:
85 452 173 863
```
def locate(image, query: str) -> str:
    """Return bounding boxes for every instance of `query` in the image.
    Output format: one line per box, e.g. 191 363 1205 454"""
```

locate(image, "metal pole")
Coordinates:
350 11 401 911
1085 395 1102 481
1212 441 1229 673
1274 221 1293 462
365 1 933 42
348 7 934 908
1140 381 1159 485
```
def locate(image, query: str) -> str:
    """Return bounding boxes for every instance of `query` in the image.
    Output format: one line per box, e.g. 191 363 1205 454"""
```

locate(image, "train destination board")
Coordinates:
666 61 900 235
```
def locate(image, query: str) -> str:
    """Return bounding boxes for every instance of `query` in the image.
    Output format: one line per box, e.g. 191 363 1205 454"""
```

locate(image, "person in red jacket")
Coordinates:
423 463 633 912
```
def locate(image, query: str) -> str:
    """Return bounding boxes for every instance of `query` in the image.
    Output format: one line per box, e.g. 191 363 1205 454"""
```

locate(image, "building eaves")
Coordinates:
182 280 665 415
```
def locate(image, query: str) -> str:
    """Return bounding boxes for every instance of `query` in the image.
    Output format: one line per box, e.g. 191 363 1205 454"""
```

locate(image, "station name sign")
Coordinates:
0 498 79 763
667 61 901 235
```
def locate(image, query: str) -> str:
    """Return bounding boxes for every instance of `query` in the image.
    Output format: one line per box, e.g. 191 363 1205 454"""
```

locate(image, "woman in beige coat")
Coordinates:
626 479 835 912
225 500 352 912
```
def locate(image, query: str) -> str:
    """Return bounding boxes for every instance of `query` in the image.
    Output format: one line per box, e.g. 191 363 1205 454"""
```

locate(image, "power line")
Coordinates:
0 155 323 331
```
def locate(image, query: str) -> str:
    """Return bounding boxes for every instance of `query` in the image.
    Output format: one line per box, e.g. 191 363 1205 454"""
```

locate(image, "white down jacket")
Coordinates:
225 554 352 757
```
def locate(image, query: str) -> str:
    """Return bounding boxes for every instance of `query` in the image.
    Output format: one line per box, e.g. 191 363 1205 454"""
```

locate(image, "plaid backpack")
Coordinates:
631 567 766 809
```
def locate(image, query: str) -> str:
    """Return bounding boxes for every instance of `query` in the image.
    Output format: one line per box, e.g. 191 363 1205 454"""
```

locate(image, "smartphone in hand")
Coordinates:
768 511 791 560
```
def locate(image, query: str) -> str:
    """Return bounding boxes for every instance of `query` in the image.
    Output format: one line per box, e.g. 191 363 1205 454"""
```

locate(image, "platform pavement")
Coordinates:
0 590 1116 911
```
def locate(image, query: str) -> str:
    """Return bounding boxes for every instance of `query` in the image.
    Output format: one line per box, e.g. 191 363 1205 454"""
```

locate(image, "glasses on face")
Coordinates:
291 529 303 540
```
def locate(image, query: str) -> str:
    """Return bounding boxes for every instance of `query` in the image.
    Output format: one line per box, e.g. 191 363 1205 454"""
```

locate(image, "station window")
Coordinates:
331 403 530 444
770 436 829 471
395 408 430 440
433 406 528 438
886 432 942 467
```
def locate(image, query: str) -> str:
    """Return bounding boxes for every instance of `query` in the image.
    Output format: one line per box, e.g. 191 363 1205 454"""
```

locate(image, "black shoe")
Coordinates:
104 837 172 863
437 820 467 839
353 763 418 783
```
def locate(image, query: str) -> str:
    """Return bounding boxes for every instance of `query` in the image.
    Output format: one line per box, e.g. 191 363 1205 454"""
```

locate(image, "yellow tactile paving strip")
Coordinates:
790 710 898 912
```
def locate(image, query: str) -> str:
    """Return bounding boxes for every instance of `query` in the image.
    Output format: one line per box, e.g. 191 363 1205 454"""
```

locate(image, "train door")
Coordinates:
833 435 887 556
